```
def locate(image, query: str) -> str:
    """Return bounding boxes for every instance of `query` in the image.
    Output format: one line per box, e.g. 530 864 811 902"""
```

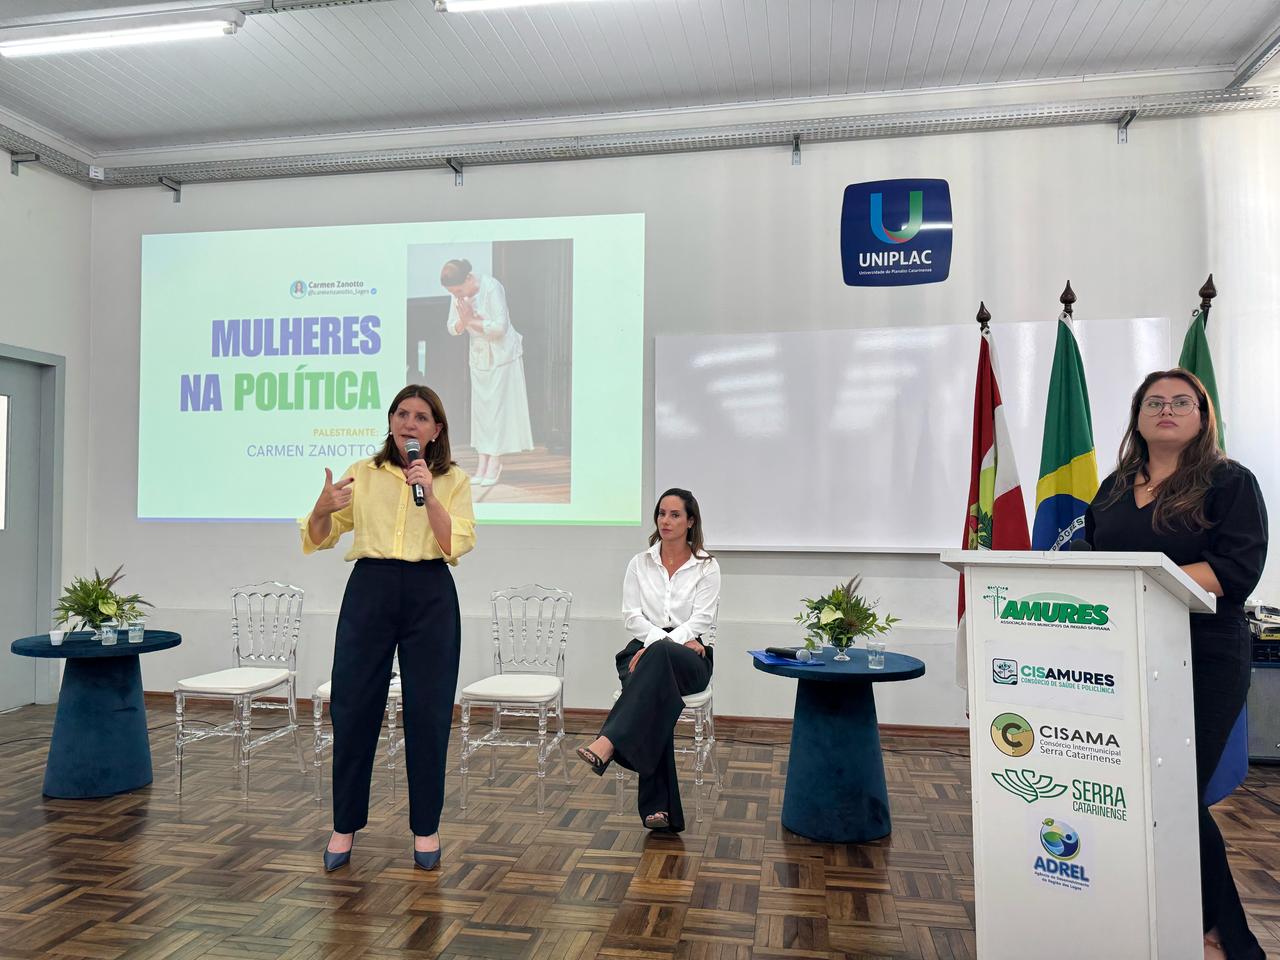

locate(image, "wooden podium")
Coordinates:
940 550 1215 960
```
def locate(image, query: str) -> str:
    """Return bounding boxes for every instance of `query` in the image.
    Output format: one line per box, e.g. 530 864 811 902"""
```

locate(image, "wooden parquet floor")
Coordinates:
2 702 1280 960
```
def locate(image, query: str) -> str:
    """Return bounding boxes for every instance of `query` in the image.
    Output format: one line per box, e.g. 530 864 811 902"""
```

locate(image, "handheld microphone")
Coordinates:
766 646 813 662
405 438 425 507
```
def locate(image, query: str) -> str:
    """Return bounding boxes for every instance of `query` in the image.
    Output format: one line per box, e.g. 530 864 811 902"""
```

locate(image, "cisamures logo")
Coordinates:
1034 818 1091 892
840 178 952 286
990 658 1117 696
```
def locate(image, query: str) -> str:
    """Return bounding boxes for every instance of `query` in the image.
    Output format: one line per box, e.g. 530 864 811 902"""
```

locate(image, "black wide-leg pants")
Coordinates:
330 558 461 836
1193 617 1265 959
600 636 712 832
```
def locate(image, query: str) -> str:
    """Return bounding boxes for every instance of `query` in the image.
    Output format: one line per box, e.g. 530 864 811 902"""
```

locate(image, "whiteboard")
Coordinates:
654 317 1170 552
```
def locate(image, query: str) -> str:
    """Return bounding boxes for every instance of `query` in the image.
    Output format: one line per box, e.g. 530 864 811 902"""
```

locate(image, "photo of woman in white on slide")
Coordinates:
440 258 534 486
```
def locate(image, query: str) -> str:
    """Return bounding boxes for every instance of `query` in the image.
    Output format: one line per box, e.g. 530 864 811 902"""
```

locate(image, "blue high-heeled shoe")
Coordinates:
323 837 353 872
413 844 442 871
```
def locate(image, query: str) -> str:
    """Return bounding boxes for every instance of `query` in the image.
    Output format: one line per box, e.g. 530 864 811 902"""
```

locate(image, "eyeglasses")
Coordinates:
1140 397 1199 417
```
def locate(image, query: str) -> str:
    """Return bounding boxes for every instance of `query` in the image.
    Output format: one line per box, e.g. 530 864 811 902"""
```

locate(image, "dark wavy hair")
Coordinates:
1096 367 1223 532
372 384 455 476
648 488 712 559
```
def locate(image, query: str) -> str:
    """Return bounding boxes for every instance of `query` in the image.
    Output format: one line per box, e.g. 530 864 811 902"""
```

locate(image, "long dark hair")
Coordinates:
372 384 455 476
648 488 713 559
1097 367 1223 531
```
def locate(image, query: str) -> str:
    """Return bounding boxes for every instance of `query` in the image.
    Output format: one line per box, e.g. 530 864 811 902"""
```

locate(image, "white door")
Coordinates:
0 356 42 709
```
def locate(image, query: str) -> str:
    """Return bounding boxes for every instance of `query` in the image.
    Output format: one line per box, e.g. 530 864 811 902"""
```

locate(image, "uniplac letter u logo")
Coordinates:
870 190 924 244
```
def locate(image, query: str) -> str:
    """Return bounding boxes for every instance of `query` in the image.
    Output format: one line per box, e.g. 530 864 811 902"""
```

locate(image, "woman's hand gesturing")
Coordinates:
315 467 354 517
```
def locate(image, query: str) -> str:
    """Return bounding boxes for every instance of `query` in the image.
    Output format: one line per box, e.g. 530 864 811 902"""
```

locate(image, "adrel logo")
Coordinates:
840 178 952 286
990 713 1034 757
1034 818 1091 892
995 591 1112 630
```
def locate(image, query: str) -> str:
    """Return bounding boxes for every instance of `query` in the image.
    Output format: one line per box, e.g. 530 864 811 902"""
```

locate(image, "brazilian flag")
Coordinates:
1032 313 1098 549
1179 307 1225 450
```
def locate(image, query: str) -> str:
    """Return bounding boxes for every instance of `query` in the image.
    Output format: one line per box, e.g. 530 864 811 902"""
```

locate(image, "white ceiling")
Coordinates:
0 0 1277 156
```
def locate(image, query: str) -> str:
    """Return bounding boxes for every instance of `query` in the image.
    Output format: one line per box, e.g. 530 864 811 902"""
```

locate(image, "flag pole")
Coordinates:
1059 280 1076 317
1199 273 1217 329
976 301 990 332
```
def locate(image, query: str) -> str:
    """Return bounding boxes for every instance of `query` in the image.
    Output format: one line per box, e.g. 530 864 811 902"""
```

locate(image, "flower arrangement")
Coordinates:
796 576 900 660
54 566 151 631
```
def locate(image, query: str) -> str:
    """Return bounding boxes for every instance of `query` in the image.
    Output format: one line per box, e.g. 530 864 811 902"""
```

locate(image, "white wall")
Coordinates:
0 161 93 599
84 111 1280 726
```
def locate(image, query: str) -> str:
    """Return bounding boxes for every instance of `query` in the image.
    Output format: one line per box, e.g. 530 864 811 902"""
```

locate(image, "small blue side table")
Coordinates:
10 630 181 798
753 647 925 843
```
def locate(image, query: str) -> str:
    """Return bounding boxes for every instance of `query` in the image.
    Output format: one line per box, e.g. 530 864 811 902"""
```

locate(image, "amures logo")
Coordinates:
840 178 952 287
1034 818 1091 891
991 712 1034 757
990 588 1111 629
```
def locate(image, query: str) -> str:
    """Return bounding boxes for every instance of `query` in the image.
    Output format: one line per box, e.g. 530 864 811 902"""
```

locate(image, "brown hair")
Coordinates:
648 488 713 559
373 384 455 476
1097 367 1224 531
440 259 472 288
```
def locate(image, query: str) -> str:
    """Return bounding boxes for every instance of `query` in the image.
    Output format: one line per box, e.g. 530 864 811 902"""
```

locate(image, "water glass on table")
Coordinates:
867 639 887 670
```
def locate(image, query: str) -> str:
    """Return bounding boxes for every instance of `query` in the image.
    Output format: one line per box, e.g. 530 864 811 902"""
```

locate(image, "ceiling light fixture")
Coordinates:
435 0 609 13
0 8 244 59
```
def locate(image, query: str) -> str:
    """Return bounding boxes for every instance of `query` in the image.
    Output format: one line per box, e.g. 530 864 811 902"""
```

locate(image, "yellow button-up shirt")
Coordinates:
299 458 476 564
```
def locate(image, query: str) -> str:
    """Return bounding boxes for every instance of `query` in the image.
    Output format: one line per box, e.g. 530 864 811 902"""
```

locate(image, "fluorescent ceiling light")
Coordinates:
0 9 243 58
436 0 610 13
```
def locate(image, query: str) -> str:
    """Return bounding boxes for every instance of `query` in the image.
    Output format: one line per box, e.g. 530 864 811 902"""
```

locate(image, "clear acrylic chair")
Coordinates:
174 582 306 798
458 584 573 813
311 667 404 801
613 618 721 823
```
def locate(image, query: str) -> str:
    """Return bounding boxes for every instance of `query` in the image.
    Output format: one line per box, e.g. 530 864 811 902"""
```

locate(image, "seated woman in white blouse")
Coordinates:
576 488 721 832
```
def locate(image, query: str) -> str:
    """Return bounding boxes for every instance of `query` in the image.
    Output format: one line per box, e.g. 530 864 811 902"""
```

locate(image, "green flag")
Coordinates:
1178 308 1225 451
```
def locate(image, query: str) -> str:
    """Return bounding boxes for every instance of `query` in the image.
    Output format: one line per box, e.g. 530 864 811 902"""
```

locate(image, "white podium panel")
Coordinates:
941 551 1212 960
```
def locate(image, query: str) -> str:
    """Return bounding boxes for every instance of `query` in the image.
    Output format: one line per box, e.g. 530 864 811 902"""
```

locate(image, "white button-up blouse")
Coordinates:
622 543 721 646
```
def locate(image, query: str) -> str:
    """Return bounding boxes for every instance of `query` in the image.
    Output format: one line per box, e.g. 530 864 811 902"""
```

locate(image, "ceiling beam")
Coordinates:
1229 19 1280 88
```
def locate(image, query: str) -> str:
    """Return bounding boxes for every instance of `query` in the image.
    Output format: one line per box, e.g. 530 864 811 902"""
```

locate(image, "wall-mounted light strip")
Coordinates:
0 9 244 58
435 0 610 13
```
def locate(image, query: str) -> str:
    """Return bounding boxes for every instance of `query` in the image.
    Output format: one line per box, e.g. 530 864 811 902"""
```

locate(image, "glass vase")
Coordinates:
831 641 852 662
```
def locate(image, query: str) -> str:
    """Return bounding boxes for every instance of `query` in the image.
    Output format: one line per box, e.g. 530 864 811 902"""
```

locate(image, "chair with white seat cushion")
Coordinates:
174 582 306 798
459 584 572 814
311 673 404 801
613 618 720 823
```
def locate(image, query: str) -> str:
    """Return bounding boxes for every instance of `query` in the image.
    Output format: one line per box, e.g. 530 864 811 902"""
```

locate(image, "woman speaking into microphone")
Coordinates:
301 384 476 872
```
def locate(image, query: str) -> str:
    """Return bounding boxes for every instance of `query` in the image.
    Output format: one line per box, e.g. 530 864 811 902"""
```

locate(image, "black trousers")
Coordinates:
600 636 713 832
330 558 461 836
1192 616 1265 959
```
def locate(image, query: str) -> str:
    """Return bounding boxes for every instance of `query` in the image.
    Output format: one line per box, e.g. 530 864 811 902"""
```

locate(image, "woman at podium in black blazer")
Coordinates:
1085 368 1267 960
575 488 721 832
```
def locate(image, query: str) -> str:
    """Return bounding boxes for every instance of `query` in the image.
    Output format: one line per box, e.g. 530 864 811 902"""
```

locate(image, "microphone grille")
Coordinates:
796 648 812 661
404 438 421 454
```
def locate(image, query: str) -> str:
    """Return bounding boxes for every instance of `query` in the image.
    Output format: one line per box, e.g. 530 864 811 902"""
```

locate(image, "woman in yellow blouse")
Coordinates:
301 384 476 872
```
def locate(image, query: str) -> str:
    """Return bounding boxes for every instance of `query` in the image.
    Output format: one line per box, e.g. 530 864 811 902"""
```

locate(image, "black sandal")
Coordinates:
643 812 670 830
576 745 611 776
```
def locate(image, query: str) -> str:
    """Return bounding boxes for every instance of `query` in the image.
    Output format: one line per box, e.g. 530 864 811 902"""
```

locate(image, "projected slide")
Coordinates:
139 214 644 524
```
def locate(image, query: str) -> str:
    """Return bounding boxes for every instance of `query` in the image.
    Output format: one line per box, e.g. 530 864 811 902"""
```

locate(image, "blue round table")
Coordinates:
10 630 181 798
753 646 925 843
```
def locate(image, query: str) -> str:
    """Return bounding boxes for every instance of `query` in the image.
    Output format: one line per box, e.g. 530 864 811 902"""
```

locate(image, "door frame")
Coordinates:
0 343 64 704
